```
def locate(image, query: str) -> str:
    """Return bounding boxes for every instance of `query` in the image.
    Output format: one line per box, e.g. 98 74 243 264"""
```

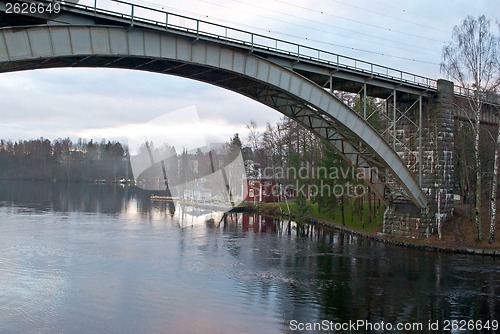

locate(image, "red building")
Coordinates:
242 177 280 203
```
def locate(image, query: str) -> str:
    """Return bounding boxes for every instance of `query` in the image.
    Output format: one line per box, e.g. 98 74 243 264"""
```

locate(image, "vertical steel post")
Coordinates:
165 13 168 30
93 0 97 14
393 90 396 149
363 82 367 119
418 95 423 186
385 96 389 138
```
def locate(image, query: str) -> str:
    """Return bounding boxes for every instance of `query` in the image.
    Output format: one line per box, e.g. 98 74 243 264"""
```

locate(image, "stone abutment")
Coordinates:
384 79 455 238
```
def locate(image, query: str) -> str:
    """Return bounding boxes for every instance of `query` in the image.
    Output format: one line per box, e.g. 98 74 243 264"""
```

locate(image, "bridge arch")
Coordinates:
0 25 427 208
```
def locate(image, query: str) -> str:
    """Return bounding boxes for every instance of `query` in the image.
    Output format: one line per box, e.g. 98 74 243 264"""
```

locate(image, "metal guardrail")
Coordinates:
453 85 499 106
5 0 497 105
52 0 439 91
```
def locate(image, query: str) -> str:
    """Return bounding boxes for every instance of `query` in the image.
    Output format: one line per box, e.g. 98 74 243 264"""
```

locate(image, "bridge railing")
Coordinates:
57 0 438 91
453 85 499 106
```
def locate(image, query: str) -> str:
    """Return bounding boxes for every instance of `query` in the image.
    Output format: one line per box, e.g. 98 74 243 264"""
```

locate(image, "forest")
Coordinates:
0 138 127 182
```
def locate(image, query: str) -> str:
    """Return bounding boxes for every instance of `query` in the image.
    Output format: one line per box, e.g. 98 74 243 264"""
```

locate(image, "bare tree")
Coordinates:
489 24 500 244
490 118 500 243
441 15 499 241
245 120 261 154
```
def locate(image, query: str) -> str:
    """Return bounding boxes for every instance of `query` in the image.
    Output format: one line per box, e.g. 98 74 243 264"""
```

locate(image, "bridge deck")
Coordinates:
0 0 438 93
1 0 496 124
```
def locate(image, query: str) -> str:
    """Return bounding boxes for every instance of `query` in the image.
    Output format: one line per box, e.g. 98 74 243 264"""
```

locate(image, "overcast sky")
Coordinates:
0 0 498 152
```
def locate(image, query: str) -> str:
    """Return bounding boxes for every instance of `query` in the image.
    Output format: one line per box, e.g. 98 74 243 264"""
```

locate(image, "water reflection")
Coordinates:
0 180 498 334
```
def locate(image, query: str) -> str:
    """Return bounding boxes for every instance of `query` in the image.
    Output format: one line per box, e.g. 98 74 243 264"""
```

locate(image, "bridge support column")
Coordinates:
383 79 455 238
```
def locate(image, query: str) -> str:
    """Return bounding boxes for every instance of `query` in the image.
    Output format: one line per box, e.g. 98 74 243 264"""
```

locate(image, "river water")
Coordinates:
0 181 498 333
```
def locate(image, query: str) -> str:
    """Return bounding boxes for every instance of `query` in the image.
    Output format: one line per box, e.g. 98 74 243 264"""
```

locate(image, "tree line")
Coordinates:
0 138 127 182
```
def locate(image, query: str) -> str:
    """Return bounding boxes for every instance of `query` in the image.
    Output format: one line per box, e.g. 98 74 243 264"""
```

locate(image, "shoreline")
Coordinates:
255 204 500 257
314 218 500 257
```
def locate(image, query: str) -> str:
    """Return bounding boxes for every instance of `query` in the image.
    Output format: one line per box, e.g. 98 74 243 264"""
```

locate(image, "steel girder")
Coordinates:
0 25 428 208
243 86 413 205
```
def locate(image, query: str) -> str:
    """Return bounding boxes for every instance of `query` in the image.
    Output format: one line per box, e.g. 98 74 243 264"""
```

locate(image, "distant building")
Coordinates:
183 186 212 202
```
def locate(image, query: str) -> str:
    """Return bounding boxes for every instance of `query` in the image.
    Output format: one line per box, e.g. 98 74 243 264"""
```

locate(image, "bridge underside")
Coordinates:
0 25 427 208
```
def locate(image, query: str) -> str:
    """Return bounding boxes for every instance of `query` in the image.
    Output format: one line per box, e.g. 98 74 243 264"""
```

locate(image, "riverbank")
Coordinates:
255 201 500 256
319 217 500 257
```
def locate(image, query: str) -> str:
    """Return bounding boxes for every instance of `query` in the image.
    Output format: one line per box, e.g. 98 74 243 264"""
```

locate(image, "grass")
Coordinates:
256 199 385 233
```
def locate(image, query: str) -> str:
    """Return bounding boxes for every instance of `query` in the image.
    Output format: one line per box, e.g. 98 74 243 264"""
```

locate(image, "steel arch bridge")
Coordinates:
0 0 428 208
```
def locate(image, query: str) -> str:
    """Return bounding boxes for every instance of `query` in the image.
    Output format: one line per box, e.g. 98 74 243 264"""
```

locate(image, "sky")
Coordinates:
0 0 499 153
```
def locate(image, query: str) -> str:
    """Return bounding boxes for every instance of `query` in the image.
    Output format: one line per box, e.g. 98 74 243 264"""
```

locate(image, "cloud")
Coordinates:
0 68 281 145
